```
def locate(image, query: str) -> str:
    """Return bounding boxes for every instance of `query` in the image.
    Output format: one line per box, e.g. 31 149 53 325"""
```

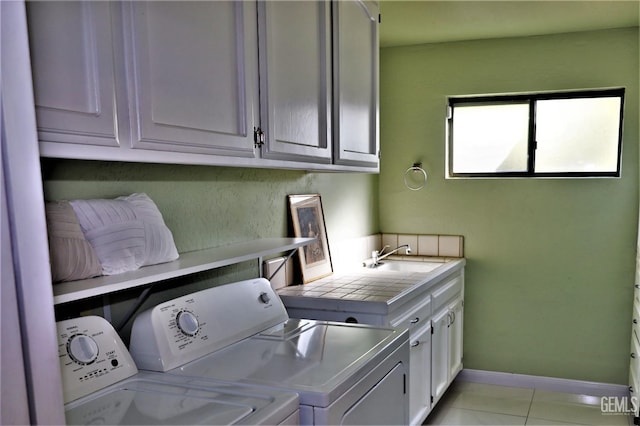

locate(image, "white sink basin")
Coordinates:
367 260 444 273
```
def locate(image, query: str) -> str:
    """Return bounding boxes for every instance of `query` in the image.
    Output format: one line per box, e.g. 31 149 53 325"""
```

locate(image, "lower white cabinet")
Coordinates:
629 287 640 423
409 320 432 425
280 265 465 426
630 368 639 422
431 294 464 406
389 295 432 425
431 305 451 405
449 297 464 379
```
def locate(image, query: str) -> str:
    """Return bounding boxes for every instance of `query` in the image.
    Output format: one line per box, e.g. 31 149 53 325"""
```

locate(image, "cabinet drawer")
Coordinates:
390 297 431 336
432 274 463 312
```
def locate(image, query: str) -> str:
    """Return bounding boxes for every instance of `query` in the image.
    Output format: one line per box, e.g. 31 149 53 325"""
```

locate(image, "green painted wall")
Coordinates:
42 160 378 339
380 28 639 384
42 161 379 252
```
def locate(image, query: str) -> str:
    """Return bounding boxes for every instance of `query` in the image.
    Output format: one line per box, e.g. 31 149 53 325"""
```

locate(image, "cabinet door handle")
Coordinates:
631 386 635 393
635 284 640 289
634 319 638 324
410 317 420 324
632 352 636 359
411 341 420 347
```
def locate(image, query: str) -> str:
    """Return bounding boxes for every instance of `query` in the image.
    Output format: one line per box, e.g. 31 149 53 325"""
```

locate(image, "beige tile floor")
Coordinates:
424 381 635 425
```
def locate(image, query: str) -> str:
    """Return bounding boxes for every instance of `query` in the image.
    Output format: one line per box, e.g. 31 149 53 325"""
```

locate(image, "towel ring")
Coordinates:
403 163 427 191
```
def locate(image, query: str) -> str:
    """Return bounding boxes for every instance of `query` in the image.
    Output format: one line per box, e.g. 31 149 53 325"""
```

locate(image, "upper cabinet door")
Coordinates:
257 1 333 163
27 1 119 148
332 0 379 168
122 1 258 157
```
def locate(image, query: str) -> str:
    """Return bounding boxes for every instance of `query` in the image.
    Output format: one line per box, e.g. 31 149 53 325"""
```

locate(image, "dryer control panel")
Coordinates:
129 278 290 372
57 316 137 404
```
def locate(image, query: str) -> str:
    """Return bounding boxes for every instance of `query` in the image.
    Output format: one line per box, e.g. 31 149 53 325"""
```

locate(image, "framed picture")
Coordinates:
288 194 333 283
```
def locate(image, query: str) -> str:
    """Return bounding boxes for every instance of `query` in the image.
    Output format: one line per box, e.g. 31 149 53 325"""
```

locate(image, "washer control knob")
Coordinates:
67 334 99 365
176 310 199 336
259 292 271 304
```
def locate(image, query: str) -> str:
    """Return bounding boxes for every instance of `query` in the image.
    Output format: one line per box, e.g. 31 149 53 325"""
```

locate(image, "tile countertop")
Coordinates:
277 257 466 316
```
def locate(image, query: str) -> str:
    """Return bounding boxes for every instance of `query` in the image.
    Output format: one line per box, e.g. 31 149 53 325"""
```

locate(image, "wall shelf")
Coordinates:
52 237 314 305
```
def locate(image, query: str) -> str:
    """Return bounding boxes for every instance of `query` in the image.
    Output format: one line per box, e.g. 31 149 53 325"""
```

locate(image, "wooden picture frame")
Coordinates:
288 194 332 283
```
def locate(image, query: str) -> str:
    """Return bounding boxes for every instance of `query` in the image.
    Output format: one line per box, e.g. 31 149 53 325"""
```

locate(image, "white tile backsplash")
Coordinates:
398 234 417 256
439 235 464 257
382 233 464 258
418 235 439 256
281 233 463 285
381 233 398 251
330 234 381 273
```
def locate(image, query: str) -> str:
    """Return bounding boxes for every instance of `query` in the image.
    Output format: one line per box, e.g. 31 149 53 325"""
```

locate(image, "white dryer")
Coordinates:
129 277 410 425
57 315 299 425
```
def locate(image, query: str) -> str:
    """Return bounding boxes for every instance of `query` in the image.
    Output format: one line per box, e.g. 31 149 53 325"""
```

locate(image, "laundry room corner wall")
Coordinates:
379 27 639 384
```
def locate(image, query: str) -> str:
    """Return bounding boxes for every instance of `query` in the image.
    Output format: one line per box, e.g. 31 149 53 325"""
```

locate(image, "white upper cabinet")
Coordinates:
257 1 332 163
332 0 379 168
27 1 119 148
28 1 379 172
121 1 258 157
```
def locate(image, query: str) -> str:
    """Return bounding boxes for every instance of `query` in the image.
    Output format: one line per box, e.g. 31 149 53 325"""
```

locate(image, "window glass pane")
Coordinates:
535 97 621 173
452 103 529 173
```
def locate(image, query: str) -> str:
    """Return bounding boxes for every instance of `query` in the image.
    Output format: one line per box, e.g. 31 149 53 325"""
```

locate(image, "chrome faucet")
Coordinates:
366 244 412 267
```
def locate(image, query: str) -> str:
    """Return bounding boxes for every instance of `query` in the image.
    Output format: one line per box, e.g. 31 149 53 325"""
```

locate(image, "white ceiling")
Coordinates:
379 1 640 47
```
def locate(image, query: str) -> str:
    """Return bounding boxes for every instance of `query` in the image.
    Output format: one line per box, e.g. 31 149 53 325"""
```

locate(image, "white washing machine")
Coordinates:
57 315 299 425
129 277 410 425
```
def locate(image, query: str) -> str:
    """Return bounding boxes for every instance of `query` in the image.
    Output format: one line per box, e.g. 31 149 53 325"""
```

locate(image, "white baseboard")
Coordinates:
457 369 629 398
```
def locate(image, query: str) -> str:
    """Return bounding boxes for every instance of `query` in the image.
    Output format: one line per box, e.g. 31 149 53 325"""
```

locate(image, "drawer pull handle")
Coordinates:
632 353 636 359
410 318 420 324
411 341 420 347
634 319 638 324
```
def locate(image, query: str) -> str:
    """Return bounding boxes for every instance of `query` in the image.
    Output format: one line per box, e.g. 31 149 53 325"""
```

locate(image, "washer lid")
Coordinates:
171 319 408 407
65 373 299 425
